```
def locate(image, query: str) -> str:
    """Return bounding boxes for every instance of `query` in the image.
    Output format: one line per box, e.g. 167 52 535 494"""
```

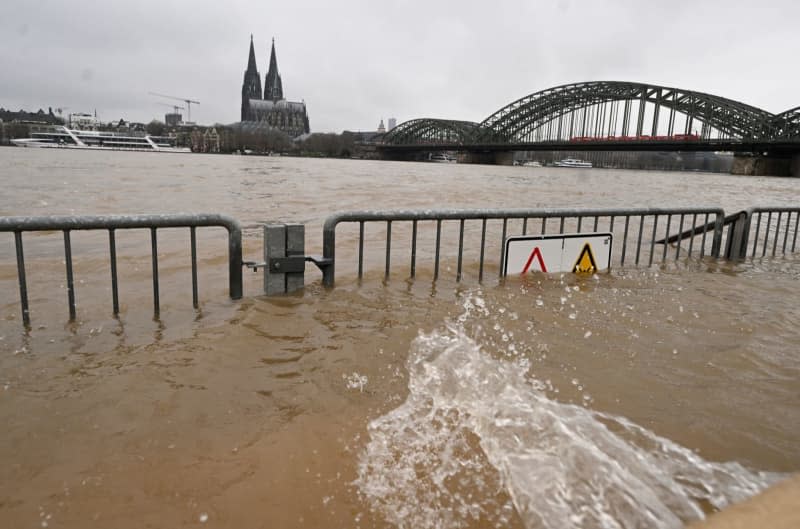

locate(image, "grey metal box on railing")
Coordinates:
263 224 305 295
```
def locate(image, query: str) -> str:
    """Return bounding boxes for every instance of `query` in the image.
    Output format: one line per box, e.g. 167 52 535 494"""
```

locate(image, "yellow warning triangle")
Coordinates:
573 243 598 274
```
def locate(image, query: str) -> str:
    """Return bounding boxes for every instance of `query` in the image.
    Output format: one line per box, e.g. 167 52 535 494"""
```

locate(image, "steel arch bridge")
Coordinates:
380 81 800 150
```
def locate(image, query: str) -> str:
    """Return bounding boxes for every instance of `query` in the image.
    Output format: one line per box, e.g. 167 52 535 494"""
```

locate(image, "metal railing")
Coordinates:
2 206 796 326
0 214 242 327
320 207 725 286
744 207 800 258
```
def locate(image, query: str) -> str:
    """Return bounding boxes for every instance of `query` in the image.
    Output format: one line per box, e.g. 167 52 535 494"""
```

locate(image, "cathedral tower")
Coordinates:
264 38 284 101
240 35 309 137
241 35 262 121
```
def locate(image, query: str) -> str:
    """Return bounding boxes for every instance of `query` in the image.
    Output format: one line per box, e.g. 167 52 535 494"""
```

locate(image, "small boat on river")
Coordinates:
427 153 456 163
553 158 592 168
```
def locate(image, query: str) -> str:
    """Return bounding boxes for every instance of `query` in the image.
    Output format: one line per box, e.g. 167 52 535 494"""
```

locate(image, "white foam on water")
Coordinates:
355 313 780 528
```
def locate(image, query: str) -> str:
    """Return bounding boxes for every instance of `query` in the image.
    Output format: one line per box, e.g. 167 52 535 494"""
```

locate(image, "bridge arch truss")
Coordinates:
772 106 800 139
380 118 481 146
477 81 779 144
381 81 799 148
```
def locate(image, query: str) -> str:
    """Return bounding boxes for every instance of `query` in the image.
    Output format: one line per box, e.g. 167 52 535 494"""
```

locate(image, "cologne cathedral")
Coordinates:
241 36 310 138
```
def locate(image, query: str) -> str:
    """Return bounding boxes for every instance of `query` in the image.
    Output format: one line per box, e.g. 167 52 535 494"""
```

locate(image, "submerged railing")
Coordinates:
0 214 242 327
320 207 725 286
745 207 800 258
1 206 797 326
662 207 800 260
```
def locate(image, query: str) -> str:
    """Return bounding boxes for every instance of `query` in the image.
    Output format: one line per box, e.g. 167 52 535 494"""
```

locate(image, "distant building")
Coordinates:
190 126 221 153
165 113 182 127
240 36 310 138
343 129 384 143
0 107 63 125
69 112 99 130
377 119 386 133
387 117 397 131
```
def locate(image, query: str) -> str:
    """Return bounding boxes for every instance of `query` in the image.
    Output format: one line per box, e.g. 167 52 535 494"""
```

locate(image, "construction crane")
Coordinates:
149 92 200 123
155 102 185 114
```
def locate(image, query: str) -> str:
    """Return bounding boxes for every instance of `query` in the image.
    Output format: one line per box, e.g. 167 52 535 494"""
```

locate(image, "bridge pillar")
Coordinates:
378 150 423 162
730 154 796 177
493 151 515 166
458 151 515 165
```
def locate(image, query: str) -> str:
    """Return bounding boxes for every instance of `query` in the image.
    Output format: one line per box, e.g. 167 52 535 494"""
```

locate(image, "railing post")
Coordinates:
227 222 243 300
14 231 30 328
286 224 305 293
64 229 76 320
710 211 725 258
724 210 751 260
322 218 337 287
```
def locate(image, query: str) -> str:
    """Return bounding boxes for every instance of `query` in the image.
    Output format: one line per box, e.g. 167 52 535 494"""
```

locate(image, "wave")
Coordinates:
355 313 779 529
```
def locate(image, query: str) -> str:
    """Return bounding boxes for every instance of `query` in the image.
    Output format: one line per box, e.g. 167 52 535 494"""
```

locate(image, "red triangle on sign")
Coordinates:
522 246 548 273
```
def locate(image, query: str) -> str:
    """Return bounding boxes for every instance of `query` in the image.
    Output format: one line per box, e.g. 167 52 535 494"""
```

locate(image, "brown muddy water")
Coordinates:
0 148 798 528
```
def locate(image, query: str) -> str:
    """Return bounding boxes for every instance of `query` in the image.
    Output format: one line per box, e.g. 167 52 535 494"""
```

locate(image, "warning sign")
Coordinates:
504 237 564 275
503 233 612 275
572 243 598 274
523 247 548 273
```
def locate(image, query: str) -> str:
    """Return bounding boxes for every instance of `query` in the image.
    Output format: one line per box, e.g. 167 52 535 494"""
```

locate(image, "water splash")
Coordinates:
356 324 779 529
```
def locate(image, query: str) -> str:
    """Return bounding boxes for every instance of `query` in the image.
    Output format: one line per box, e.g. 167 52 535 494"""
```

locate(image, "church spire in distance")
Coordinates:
241 34 262 121
264 37 284 101
247 34 258 72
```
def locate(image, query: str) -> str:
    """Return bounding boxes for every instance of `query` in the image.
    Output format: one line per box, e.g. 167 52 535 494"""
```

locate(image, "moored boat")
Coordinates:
553 158 592 168
427 152 456 163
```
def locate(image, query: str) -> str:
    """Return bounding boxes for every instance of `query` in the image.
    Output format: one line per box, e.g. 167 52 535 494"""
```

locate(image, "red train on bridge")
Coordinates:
569 134 701 143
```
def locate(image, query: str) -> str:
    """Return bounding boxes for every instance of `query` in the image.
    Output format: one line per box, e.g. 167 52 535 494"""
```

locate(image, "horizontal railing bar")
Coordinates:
748 206 800 214
321 207 724 227
655 210 744 244
0 213 241 233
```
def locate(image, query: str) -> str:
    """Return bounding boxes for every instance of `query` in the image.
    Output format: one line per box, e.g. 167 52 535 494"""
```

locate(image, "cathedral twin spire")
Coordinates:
241 35 262 121
240 35 309 136
243 35 283 102
247 34 259 72
264 38 284 101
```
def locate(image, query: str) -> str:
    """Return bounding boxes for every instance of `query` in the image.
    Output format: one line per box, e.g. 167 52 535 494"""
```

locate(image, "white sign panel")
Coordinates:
503 232 613 275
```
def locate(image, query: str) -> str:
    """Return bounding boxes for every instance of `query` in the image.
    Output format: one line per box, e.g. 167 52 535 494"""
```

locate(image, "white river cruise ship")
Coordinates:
11 126 190 153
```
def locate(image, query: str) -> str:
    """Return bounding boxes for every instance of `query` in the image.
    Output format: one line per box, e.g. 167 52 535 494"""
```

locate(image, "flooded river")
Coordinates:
0 148 798 528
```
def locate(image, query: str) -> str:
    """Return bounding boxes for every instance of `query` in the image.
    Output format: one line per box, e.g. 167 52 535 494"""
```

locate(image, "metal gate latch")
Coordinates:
268 255 305 273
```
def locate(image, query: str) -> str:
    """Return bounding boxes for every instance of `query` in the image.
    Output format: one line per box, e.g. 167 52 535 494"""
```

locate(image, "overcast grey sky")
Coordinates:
1 0 798 132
